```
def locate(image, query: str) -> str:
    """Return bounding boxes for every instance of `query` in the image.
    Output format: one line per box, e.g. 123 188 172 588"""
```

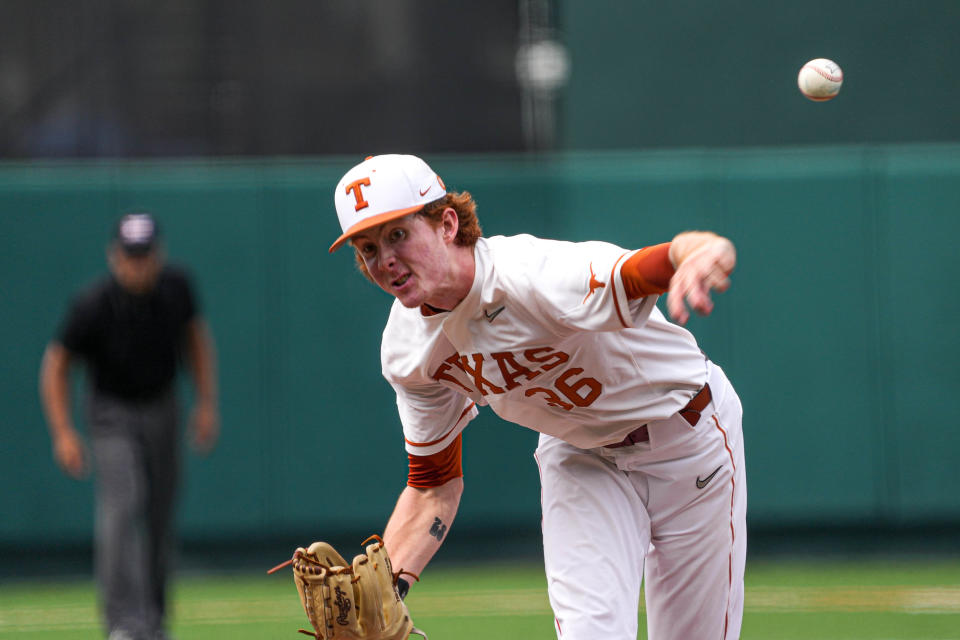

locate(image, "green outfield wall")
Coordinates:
559 0 960 149
2 144 958 547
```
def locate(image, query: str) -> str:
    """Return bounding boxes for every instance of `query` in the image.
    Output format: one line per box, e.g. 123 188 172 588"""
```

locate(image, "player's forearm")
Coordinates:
39 343 75 437
383 478 464 578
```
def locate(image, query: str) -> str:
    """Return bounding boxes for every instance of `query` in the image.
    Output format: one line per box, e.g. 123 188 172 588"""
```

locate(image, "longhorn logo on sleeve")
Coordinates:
582 262 606 303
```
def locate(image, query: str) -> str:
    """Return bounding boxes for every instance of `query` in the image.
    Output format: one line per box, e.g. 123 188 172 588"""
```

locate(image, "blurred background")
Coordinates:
2 0 959 618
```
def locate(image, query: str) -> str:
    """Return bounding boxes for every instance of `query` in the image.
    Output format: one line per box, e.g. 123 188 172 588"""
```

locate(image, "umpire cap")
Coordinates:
114 212 160 256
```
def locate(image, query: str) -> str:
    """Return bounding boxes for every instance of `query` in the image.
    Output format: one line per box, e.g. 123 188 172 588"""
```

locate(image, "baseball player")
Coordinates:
330 154 746 640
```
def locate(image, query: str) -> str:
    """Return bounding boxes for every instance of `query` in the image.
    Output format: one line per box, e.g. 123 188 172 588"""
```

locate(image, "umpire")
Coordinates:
39 212 220 640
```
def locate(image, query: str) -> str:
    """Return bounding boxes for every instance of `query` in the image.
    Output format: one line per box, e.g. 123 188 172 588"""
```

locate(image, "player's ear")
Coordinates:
440 207 459 243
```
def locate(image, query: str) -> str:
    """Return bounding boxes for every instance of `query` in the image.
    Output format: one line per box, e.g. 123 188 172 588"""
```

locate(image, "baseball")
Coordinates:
797 58 843 101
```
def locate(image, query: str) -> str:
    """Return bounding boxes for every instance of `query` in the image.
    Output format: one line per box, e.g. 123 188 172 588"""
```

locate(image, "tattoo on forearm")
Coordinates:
428 517 447 541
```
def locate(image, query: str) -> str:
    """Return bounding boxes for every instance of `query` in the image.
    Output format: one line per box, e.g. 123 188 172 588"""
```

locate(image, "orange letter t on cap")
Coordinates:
345 178 371 211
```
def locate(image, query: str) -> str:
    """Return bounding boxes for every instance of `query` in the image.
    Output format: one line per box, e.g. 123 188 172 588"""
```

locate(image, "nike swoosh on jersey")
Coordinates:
696 465 723 489
483 306 505 322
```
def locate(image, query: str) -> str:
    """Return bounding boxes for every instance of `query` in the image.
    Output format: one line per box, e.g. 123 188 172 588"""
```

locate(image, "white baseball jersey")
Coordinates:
381 233 746 640
381 234 709 453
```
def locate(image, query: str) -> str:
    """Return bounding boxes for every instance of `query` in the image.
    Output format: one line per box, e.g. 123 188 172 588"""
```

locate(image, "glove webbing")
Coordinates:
268 538 428 640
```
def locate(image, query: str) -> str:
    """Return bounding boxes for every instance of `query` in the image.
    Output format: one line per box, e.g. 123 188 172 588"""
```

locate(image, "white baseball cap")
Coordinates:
330 154 447 253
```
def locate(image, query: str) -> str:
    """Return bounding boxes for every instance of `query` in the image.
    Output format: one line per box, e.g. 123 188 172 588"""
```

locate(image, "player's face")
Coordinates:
351 212 456 309
108 245 164 294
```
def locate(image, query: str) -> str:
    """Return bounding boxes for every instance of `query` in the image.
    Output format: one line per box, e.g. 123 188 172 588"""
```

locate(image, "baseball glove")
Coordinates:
269 535 427 640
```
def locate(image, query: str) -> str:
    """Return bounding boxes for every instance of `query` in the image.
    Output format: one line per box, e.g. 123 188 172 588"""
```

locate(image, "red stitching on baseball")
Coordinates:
805 64 842 83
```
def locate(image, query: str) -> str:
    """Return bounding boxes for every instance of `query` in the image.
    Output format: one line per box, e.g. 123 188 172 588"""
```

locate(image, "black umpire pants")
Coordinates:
88 389 180 639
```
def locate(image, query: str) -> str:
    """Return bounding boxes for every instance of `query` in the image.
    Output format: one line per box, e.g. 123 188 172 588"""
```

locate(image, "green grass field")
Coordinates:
2 558 959 639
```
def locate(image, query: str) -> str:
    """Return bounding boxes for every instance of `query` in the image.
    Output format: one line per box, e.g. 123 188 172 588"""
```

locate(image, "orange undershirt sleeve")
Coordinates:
407 433 464 488
620 242 675 299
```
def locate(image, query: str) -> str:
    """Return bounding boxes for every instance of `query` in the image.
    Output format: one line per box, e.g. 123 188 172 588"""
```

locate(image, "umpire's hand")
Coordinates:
190 401 220 454
53 428 88 479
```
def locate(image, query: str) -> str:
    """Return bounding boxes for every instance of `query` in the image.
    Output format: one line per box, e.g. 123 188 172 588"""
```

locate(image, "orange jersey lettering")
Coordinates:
445 353 504 396
490 351 542 389
524 347 569 371
430 361 474 393
427 348 598 414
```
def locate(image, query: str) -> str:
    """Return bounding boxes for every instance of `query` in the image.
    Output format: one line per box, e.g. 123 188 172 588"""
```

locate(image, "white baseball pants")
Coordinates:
535 361 747 640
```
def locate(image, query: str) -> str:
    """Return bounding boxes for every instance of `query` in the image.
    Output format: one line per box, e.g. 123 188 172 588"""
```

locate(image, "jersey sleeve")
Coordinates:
407 433 463 488
497 236 660 332
391 381 478 456
57 290 99 357
620 243 674 298
164 265 199 324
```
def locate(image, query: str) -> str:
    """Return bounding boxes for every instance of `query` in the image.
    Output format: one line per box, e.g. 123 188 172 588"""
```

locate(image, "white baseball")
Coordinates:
797 58 843 101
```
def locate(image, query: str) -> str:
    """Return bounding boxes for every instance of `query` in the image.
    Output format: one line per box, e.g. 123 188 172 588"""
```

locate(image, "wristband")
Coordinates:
396 577 410 600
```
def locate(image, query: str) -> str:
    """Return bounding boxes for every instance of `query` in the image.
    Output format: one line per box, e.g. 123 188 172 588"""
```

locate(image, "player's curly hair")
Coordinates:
419 191 482 246
353 190 482 281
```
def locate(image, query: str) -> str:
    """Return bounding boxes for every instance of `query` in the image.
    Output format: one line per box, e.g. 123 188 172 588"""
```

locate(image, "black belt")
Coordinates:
604 384 712 449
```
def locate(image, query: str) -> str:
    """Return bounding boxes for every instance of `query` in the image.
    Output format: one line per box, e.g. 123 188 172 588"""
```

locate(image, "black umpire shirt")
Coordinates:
58 265 198 401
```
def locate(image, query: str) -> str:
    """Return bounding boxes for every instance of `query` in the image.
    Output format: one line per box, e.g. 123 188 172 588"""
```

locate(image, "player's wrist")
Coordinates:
667 240 680 269
51 421 77 440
